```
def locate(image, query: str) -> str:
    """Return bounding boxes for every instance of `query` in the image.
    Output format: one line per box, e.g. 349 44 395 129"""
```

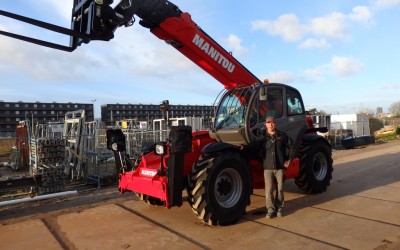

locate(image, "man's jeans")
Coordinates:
264 169 285 213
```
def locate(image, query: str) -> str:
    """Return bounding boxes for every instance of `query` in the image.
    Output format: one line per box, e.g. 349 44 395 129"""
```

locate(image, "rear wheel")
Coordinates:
187 151 251 225
295 140 333 194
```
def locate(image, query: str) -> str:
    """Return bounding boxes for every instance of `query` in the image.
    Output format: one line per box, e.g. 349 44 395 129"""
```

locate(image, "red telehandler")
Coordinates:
0 0 333 225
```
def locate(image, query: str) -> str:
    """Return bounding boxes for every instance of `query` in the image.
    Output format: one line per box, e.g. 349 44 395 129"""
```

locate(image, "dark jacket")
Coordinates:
248 129 295 170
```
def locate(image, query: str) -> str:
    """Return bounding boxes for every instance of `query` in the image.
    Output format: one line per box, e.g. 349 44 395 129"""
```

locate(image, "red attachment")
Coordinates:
119 171 170 204
119 130 216 208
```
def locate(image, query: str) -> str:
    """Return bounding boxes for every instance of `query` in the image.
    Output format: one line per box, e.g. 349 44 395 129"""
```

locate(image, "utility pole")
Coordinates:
160 100 169 130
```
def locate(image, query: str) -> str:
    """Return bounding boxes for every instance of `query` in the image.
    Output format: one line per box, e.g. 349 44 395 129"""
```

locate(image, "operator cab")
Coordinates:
209 83 307 148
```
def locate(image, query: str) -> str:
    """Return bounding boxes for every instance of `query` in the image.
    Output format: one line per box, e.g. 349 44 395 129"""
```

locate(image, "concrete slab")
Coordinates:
57 203 200 249
0 219 62 250
355 185 400 203
315 195 400 225
259 206 400 250
121 199 341 249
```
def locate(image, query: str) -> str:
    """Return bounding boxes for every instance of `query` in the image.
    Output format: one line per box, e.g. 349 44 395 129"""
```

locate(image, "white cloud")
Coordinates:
298 56 363 82
265 71 294 83
349 6 373 24
0 22 105 82
381 83 399 89
252 4 376 47
331 55 364 76
373 0 400 9
109 26 196 78
47 0 73 22
309 12 348 40
298 38 331 49
251 14 305 42
223 34 249 57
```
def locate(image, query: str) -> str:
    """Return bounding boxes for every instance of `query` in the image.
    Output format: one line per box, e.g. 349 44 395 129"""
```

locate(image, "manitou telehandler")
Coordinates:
0 0 333 225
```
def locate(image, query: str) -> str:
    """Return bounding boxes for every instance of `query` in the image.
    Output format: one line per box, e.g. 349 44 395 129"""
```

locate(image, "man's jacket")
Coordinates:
245 129 295 170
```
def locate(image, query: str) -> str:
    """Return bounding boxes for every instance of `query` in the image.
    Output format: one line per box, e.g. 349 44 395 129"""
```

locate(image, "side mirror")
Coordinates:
259 86 268 101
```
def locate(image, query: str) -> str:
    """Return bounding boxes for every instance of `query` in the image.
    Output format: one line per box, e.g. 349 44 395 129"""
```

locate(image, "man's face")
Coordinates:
265 120 276 131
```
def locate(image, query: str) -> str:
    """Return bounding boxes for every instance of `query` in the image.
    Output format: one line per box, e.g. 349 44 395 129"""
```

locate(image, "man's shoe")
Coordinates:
277 211 283 217
265 212 274 219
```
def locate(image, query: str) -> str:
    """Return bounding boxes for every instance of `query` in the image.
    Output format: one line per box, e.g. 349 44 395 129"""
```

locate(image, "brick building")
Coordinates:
101 103 214 127
0 101 94 134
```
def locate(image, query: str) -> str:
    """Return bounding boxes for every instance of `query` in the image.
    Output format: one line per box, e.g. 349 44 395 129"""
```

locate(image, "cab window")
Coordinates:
286 89 304 116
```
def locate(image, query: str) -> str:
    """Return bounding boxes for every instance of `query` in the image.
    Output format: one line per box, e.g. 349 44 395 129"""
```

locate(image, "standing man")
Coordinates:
261 116 295 218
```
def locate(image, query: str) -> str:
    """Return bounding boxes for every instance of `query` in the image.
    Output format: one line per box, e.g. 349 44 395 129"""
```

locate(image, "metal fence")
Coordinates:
0 127 171 191
327 121 372 148
123 129 169 158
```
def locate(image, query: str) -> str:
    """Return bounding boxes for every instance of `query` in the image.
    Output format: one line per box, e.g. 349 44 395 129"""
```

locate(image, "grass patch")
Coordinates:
0 138 15 154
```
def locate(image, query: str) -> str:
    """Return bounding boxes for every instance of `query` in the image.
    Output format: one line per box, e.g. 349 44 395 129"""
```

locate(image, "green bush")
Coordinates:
0 138 15 154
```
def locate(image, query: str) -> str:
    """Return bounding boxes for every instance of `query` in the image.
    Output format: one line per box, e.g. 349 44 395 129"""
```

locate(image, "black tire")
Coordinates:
187 151 251 226
295 139 333 194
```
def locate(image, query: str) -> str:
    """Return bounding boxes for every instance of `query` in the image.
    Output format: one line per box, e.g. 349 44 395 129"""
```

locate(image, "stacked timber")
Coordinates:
374 126 396 139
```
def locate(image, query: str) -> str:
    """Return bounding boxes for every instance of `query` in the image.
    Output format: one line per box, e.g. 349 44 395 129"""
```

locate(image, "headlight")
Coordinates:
154 144 166 156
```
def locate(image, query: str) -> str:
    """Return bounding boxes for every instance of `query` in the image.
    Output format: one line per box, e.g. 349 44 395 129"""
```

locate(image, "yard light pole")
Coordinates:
91 99 96 121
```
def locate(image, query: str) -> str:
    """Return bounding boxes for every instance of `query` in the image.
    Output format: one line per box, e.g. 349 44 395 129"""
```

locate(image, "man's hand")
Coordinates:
284 160 291 168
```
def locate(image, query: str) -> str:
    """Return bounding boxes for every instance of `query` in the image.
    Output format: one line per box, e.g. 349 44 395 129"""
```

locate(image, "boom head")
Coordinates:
71 0 181 48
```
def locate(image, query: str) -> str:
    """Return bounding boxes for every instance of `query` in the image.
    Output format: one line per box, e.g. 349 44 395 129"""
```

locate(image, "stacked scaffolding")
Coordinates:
38 164 65 194
30 138 66 194
30 138 65 168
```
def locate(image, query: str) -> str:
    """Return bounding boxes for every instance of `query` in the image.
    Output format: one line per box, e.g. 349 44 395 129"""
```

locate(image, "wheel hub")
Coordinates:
313 152 328 181
217 178 232 196
214 168 243 208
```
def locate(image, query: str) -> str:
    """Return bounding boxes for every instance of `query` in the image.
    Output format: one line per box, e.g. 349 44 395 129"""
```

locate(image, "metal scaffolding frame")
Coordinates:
63 110 85 180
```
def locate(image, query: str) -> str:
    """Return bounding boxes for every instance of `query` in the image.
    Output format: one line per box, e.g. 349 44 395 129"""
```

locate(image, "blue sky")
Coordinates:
0 0 399 117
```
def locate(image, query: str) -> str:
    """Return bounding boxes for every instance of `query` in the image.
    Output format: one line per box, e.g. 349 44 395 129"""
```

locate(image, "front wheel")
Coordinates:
187 151 251 225
295 139 333 194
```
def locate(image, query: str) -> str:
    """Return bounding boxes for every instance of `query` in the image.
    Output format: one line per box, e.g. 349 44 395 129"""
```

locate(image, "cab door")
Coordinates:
285 87 307 147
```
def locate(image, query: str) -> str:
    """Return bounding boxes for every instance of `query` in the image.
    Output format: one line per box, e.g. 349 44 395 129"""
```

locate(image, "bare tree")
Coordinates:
389 101 400 117
357 106 373 115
